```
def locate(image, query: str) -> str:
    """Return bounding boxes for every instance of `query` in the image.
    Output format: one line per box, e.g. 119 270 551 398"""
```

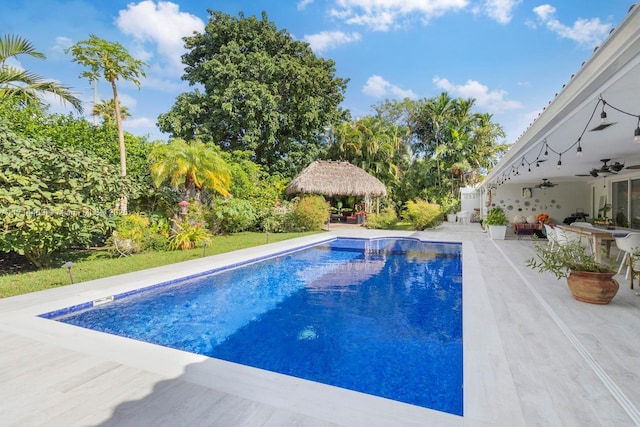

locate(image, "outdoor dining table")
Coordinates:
555 224 628 264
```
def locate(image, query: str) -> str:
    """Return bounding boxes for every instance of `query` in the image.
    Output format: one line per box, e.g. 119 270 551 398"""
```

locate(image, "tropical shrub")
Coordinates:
403 199 442 230
109 212 169 254
109 213 149 255
484 207 509 226
365 207 398 229
261 201 295 233
168 219 212 250
208 198 257 234
436 194 460 215
292 195 329 231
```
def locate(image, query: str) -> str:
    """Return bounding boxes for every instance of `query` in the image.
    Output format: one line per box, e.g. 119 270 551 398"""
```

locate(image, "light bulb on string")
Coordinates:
576 138 583 157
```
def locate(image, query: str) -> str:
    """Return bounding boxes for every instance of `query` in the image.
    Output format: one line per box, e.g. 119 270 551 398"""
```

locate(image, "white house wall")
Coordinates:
486 182 591 224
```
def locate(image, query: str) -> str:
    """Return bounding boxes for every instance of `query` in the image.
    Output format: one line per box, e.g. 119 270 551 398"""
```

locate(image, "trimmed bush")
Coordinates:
292 195 329 231
403 199 443 230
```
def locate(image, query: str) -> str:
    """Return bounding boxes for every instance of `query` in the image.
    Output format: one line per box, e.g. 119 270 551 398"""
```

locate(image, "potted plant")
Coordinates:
594 203 613 227
484 207 509 239
526 239 618 304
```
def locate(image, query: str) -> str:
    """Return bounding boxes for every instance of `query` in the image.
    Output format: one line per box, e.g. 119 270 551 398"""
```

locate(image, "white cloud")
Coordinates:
483 0 521 24
304 31 361 53
50 37 73 60
532 4 611 47
432 76 522 112
297 0 314 10
330 0 469 31
118 93 138 109
123 116 155 129
363 75 417 99
116 1 205 76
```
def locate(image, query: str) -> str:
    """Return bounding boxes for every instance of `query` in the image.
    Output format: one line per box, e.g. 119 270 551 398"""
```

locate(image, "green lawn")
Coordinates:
0 231 320 299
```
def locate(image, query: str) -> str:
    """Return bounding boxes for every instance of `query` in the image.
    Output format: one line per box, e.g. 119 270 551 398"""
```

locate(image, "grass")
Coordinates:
0 231 319 299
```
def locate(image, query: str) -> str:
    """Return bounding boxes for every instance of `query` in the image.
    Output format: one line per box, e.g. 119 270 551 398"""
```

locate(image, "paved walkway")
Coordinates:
1 222 640 426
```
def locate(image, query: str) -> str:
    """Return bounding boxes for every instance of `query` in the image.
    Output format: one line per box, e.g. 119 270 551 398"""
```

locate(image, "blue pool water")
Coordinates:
43 237 463 416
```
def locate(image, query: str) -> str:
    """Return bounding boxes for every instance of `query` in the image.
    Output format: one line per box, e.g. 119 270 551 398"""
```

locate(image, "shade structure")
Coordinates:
285 160 387 198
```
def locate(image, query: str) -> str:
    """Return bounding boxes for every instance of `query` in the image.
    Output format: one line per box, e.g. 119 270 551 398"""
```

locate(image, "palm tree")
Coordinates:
0 34 82 112
149 138 232 201
411 93 456 188
66 34 148 214
92 98 130 126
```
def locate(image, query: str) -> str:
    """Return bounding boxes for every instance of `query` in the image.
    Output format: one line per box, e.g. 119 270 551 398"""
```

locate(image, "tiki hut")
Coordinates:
285 160 387 212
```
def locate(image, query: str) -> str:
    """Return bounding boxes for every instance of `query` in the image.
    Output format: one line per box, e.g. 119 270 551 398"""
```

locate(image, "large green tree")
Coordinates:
0 34 82 112
157 11 348 177
0 121 127 268
66 35 148 213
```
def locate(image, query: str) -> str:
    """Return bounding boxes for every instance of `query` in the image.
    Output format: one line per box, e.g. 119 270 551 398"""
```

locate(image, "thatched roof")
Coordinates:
285 160 387 197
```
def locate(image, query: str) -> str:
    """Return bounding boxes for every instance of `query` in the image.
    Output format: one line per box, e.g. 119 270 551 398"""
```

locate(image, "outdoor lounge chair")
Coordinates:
345 211 366 224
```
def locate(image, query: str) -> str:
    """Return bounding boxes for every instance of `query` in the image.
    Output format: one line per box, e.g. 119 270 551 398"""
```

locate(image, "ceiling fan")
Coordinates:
535 178 557 189
589 158 624 177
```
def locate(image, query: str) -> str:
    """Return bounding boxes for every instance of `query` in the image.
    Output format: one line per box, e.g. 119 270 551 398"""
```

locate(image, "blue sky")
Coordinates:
1 1 632 143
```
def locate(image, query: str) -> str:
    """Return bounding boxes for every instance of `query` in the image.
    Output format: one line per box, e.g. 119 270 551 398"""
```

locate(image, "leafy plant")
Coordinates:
261 201 295 233
0 122 126 268
109 213 168 254
168 219 211 250
208 198 257 234
526 239 611 280
292 195 330 231
366 207 398 229
402 199 442 230
437 194 460 214
484 207 509 226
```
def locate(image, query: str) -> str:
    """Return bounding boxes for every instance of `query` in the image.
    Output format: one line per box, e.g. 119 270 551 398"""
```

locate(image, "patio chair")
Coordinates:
614 232 640 279
456 211 469 225
543 224 558 250
555 227 592 255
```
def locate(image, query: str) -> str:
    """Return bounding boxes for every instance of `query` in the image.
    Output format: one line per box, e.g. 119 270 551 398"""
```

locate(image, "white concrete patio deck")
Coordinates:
1 222 640 426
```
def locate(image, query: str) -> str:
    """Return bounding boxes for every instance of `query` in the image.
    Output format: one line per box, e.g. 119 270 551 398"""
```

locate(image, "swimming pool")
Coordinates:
42 237 463 416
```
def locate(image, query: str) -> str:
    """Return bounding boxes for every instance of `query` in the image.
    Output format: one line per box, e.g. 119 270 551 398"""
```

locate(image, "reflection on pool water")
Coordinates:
42 237 463 416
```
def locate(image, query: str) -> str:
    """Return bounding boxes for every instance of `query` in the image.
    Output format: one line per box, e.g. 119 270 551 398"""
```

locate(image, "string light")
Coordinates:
488 96 640 186
576 137 583 157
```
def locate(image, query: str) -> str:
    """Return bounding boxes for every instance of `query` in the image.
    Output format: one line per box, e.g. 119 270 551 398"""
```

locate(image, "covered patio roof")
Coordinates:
483 3 640 189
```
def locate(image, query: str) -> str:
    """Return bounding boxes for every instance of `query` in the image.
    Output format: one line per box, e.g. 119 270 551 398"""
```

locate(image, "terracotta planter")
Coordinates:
566 270 619 305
